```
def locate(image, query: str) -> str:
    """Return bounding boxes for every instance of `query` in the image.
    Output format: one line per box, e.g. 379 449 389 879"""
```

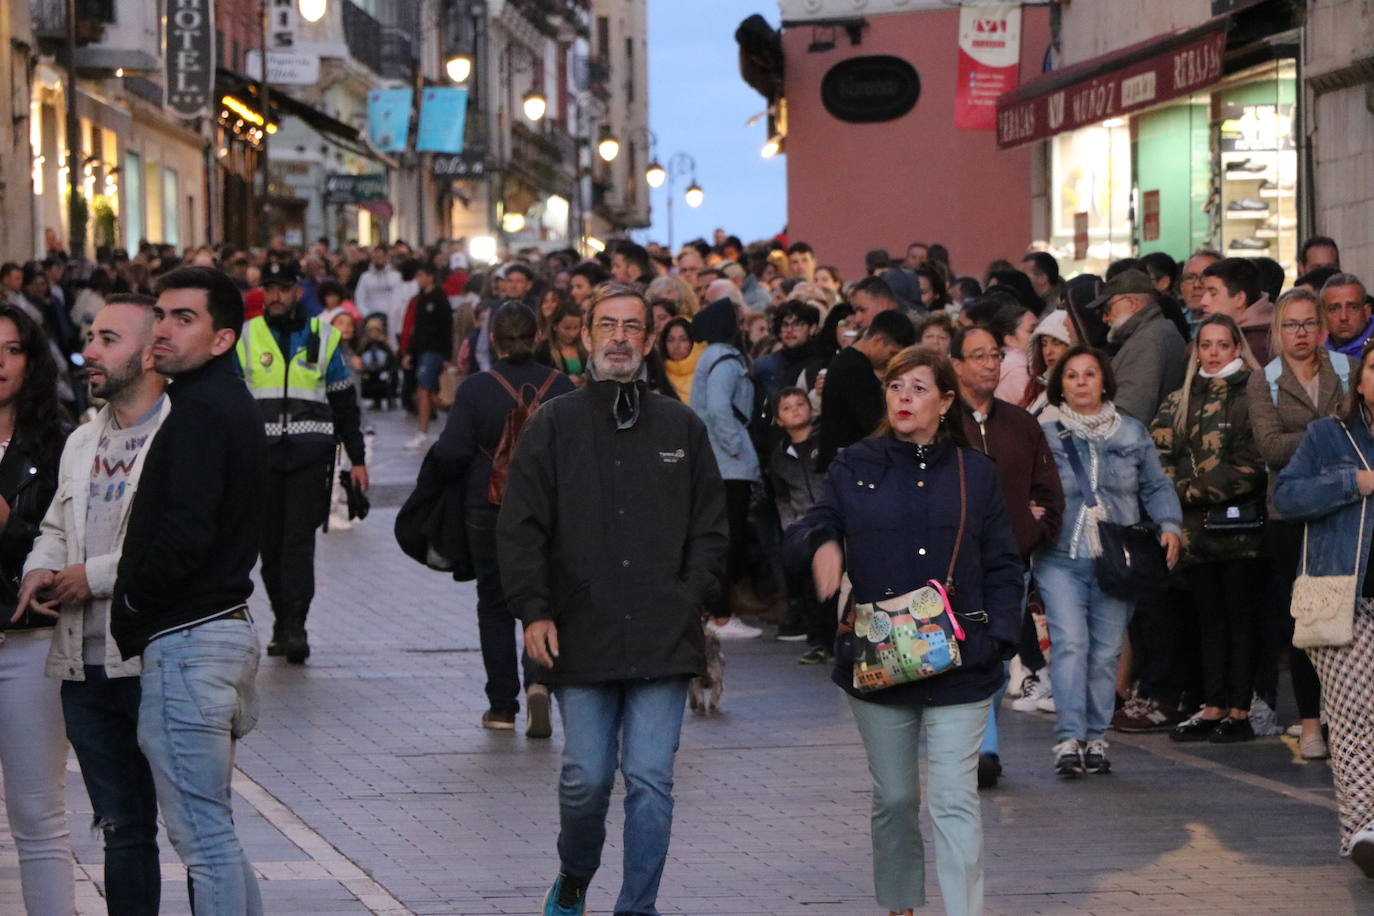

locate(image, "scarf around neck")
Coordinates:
1058 401 1121 442
1199 357 1244 379
587 361 647 430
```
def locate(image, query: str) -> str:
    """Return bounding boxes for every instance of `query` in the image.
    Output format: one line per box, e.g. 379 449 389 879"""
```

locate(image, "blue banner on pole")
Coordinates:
416 88 469 153
367 88 414 152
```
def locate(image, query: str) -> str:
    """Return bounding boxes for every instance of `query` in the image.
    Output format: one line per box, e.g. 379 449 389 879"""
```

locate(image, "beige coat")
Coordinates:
1246 350 1349 518
25 399 171 680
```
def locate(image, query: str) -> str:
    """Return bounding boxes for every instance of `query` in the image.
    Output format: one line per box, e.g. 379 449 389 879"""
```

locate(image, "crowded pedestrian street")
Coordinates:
0 407 1356 916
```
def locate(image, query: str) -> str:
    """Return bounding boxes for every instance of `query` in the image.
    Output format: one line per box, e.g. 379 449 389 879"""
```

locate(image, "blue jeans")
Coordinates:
1036 553 1134 743
138 619 263 916
553 677 689 916
63 667 160 915
848 695 992 915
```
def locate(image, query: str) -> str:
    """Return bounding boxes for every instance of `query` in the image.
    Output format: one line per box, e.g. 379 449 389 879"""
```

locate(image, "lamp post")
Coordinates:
63 0 83 259
664 152 700 252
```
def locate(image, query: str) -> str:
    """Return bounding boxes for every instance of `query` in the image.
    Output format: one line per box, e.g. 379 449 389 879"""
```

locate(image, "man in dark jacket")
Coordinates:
403 263 454 450
816 310 916 471
111 266 267 914
497 282 727 916
1091 269 1187 423
753 300 828 401
953 325 1064 788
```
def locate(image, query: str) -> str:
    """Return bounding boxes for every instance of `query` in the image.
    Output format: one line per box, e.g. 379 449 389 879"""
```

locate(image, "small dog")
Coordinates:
688 623 724 714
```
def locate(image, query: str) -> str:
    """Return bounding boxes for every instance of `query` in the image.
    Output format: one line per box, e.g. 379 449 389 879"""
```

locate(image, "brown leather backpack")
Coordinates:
485 369 558 505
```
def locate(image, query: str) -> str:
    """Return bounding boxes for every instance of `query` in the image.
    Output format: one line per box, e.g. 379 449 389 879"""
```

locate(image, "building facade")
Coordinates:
996 0 1371 283
587 0 650 238
742 0 1051 282
1 0 37 259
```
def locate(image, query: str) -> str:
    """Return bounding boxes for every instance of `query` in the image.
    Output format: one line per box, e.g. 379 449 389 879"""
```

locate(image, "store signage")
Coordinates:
821 56 921 124
367 89 414 153
165 0 216 118
416 88 469 153
244 50 321 86
432 152 487 178
1073 212 1089 260
324 173 387 206
996 23 1226 149
1142 190 1161 242
954 4 1021 131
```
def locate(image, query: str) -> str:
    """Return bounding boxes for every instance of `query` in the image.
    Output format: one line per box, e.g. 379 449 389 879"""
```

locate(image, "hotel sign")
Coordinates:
165 0 216 118
996 23 1226 150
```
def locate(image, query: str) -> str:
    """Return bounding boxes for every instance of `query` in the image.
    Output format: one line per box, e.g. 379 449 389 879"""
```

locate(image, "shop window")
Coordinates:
123 151 143 247
163 168 180 248
1051 120 1132 276
1215 62 1298 279
145 160 163 244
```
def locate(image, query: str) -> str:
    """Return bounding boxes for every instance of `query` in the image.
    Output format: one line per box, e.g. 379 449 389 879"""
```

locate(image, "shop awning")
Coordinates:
995 19 1228 150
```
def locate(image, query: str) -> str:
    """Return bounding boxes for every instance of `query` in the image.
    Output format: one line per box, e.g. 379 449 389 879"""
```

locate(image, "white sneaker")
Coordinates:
326 511 352 532
1012 673 1052 712
404 432 432 451
1006 656 1027 698
1285 723 1304 738
1035 691 1056 713
707 617 763 640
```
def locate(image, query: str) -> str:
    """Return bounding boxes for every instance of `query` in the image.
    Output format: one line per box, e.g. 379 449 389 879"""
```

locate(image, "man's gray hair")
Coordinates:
1322 272 1367 301
587 282 653 334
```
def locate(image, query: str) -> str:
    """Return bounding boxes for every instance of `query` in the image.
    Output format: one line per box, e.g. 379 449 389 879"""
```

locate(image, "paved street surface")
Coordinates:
1 406 1372 914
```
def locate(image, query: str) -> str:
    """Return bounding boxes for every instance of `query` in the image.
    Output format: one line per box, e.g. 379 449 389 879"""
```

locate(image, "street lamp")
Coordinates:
298 0 327 23
522 88 546 121
761 134 782 158
645 160 666 188
597 127 620 162
446 53 472 84
664 152 702 250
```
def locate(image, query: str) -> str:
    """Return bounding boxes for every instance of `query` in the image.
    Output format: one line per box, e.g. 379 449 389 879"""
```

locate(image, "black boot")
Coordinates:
281 605 311 665
266 616 285 657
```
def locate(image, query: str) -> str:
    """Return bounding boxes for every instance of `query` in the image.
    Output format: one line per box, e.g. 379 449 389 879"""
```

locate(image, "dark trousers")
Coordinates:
1190 557 1265 711
467 505 535 716
710 480 753 619
260 462 332 624
1255 519 1322 718
62 667 160 916
1131 584 1198 707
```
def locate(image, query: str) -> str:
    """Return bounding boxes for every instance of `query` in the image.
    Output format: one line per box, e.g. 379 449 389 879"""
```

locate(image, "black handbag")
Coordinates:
1057 423 1168 600
1201 499 1266 532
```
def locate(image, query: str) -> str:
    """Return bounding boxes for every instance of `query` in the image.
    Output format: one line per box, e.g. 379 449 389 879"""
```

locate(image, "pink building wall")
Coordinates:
783 7 1049 281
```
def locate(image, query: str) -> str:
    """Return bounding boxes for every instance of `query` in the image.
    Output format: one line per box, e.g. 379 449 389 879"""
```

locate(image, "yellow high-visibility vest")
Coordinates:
235 316 341 440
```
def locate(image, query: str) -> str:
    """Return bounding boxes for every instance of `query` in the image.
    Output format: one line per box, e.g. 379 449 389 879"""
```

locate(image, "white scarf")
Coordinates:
1058 401 1121 558
1199 357 1244 379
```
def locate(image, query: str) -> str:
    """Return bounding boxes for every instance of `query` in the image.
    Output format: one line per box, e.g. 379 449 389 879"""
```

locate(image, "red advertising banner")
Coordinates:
955 4 1021 131
1142 190 1161 242
996 21 1227 149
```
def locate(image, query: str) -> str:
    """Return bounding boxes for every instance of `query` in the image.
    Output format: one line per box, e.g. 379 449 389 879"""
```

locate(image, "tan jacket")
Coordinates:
25 399 171 680
1246 350 1348 518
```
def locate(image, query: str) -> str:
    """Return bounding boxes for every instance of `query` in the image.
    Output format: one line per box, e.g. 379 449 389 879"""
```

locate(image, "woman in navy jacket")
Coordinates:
787 345 1022 916
1273 339 1374 875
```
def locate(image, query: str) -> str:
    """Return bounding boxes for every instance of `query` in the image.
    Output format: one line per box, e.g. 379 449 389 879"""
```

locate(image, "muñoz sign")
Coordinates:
165 0 216 118
995 22 1226 150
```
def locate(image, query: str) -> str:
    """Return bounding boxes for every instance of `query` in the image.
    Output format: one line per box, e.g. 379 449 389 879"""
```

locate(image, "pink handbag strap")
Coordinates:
926 578 964 641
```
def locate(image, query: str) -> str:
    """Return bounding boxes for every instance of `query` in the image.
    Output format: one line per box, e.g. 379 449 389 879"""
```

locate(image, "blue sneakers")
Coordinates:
542 874 588 916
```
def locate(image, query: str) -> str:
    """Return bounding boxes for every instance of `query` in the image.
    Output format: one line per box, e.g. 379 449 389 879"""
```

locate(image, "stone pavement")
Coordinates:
0 405 1372 914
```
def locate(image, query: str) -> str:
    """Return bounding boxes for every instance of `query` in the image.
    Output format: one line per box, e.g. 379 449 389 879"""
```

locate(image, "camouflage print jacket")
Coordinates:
1150 368 1267 567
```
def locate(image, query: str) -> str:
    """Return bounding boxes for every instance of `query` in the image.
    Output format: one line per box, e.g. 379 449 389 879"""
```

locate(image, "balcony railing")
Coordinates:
342 0 414 82
30 0 112 43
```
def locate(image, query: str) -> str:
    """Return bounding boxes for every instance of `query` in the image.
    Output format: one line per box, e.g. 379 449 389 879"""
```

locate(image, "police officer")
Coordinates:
237 260 368 662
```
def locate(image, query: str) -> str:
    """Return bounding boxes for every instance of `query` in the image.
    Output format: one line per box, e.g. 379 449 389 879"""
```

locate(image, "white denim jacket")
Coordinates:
25 399 171 680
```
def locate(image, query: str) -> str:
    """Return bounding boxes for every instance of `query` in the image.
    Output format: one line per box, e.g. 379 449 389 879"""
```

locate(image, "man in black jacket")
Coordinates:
111 266 267 914
497 282 728 916
816 309 916 471
403 263 453 450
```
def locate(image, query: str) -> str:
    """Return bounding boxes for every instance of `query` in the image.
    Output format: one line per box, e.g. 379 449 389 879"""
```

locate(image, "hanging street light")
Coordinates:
597 127 620 162
684 182 704 208
761 134 782 158
298 0 327 23
446 53 472 84
645 159 666 188
523 89 547 121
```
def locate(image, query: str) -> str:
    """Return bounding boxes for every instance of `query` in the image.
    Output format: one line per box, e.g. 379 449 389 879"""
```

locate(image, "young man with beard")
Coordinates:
110 266 268 914
498 282 728 916
20 295 170 914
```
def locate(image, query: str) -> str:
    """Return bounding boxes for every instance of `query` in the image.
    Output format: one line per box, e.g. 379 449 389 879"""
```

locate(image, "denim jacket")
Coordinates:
690 342 760 482
1039 411 1183 558
1273 415 1374 584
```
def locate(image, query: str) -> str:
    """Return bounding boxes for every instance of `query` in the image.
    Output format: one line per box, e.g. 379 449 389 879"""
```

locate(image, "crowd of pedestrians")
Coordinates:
0 228 1371 915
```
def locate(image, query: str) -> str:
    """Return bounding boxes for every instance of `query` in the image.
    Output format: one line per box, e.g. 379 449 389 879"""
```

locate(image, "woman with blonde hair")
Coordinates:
645 275 700 319
1150 314 1267 742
